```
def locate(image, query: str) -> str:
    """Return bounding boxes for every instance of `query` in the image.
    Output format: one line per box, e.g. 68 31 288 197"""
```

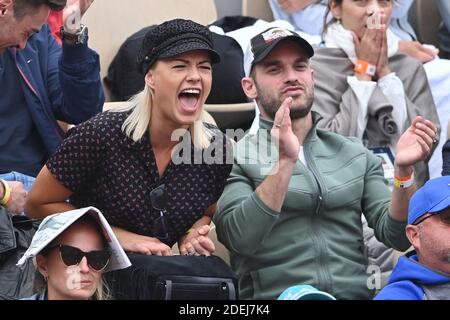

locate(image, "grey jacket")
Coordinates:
311 47 440 186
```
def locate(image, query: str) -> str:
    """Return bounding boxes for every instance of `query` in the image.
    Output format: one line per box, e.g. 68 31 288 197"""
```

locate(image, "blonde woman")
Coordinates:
25 19 233 297
20 210 130 300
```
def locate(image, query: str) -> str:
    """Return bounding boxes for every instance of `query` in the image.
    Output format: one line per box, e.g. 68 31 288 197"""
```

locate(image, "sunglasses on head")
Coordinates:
50 244 111 272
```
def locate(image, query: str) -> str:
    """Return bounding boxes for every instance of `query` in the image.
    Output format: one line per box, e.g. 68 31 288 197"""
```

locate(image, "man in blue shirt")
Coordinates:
0 0 103 214
375 176 450 300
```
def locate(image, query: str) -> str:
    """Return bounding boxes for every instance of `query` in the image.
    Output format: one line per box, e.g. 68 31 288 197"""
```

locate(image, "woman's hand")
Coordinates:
127 236 173 256
277 0 318 14
352 27 381 67
179 225 215 256
112 226 173 256
352 10 392 80
352 27 381 81
398 41 438 64
376 12 391 78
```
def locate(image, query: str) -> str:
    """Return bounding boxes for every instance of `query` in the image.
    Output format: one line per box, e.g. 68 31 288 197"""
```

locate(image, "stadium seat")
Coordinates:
82 0 218 101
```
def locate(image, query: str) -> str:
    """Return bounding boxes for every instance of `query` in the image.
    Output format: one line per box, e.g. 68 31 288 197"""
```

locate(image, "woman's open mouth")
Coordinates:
179 88 201 113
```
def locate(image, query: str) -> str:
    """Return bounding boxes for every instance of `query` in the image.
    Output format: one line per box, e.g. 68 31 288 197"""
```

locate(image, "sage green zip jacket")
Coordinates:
214 115 410 300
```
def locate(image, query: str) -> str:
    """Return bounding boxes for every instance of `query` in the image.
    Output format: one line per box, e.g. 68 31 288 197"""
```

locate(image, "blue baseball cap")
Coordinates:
408 176 450 225
277 285 336 300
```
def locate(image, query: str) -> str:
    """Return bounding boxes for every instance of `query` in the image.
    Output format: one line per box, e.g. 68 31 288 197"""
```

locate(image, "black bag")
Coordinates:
105 253 238 300
210 15 257 33
104 26 155 101
153 275 236 300
205 16 257 105
205 32 247 105
0 207 39 299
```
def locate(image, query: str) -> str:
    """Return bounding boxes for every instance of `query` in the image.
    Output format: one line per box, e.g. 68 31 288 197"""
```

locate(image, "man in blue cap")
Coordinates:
375 176 450 300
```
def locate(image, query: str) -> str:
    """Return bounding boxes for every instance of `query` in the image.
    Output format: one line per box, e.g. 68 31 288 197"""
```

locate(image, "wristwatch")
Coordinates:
60 24 88 45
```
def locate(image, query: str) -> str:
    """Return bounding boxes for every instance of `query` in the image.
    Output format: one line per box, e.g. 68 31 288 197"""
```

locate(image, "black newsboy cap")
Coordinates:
137 19 221 74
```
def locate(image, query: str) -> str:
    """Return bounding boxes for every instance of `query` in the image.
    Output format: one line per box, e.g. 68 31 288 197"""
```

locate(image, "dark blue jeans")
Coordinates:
0 171 35 192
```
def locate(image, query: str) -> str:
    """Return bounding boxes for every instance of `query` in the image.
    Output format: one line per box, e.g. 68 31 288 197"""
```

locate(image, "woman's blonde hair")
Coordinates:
92 278 110 300
111 85 212 149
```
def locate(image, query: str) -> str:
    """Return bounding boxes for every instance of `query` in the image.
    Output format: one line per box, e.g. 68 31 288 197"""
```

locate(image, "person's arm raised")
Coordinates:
389 116 438 221
256 97 299 212
213 98 300 256
62 0 95 33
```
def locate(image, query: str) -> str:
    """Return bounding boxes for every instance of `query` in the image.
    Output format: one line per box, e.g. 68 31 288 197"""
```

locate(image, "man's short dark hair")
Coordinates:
13 0 66 19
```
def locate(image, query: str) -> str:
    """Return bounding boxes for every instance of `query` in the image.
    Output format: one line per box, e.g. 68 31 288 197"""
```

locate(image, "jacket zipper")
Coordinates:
12 48 64 142
304 143 333 294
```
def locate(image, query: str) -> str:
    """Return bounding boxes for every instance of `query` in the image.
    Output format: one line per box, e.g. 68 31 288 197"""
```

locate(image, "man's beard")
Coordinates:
255 81 314 121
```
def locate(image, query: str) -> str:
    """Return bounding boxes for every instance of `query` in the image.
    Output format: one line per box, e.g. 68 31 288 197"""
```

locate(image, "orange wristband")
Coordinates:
354 59 376 76
394 174 414 189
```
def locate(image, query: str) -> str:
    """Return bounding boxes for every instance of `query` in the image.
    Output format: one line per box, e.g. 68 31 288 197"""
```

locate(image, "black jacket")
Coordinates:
0 207 39 298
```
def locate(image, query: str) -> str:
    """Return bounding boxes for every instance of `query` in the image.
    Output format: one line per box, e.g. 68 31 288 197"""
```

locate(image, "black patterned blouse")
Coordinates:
47 111 233 246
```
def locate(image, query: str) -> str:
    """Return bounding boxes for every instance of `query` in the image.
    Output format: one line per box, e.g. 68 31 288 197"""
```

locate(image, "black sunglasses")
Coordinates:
150 184 169 241
51 244 111 272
